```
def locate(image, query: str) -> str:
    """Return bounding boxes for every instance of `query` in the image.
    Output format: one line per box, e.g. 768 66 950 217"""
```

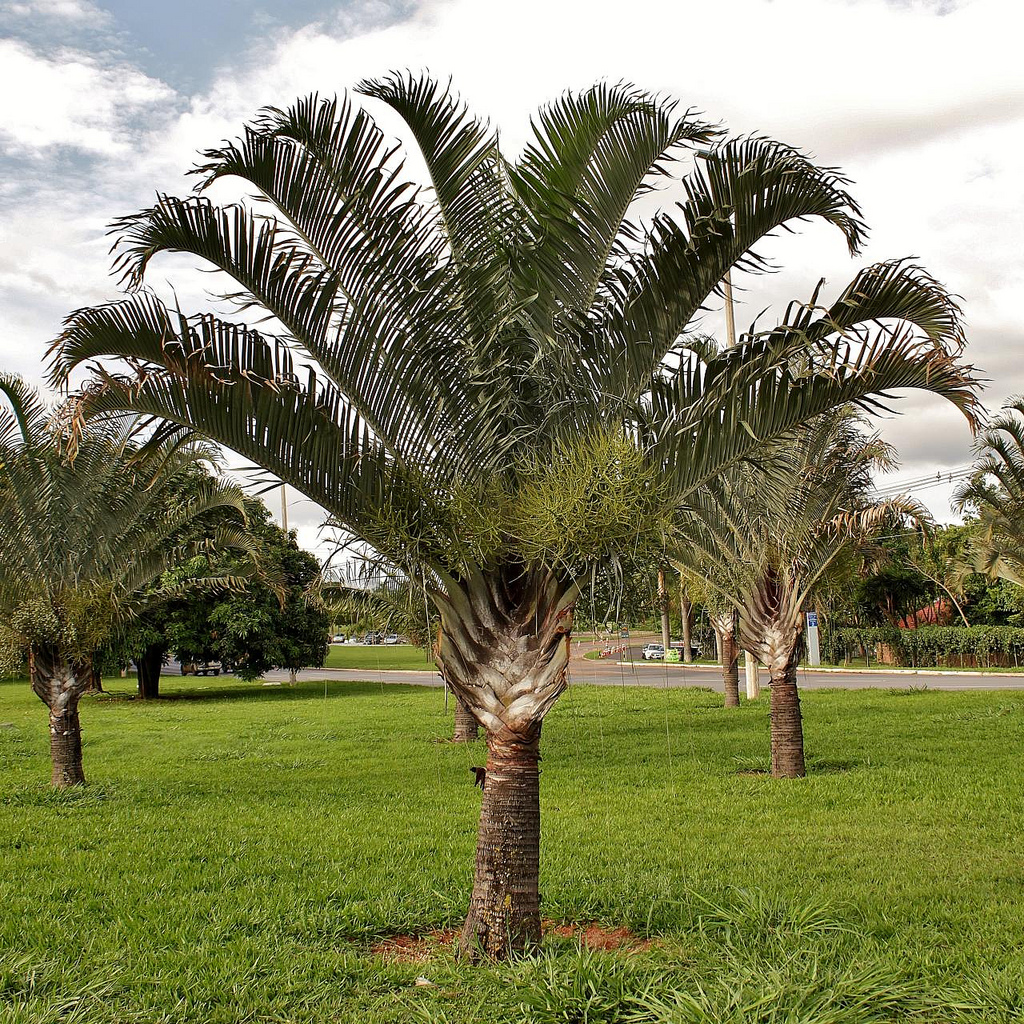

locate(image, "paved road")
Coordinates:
247 655 1024 692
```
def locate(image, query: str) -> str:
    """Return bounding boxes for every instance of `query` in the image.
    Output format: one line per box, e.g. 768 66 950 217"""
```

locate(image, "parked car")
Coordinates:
331 634 344 643
345 636 361 645
180 661 222 676
363 632 382 645
641 643 664 661
383 634 399 645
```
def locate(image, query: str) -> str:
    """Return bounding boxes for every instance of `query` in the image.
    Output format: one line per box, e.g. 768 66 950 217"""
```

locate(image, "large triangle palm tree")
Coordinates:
51 75 977 956
0 377 250 787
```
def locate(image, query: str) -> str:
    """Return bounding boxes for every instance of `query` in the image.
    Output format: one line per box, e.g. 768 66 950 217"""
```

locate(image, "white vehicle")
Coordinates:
383 634 400 645
642 643 665 661
331 634 344 643
346 636 361 645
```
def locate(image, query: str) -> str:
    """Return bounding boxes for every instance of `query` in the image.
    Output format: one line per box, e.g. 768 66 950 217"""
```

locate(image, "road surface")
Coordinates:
222 646 1024 691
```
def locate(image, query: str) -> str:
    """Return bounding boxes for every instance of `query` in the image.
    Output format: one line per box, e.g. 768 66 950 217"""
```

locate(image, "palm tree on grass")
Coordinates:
51 76 976 955
0 377 250 787
955 399 1024 585
674 411 910 777
676 569 741 706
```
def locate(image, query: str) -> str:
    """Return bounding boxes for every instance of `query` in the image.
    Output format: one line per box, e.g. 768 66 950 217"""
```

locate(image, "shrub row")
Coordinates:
821 625 1024 668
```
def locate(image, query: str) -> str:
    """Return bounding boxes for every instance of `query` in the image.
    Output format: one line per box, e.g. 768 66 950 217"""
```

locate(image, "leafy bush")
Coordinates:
820 625 1024 667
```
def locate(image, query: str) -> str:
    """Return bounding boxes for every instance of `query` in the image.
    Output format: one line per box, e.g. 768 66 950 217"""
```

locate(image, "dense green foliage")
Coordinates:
955 397 1024 585
0 378 249 676
163 500 329 680
822 624 1024 668
2 676 1022 1022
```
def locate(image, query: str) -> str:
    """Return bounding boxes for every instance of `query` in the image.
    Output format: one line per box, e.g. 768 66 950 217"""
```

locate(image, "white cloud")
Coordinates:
2 0 108 21
1 0 1022 524
0 38 175 156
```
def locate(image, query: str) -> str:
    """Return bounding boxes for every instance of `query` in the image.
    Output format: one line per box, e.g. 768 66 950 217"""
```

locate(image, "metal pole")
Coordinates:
726 266 761 694
723 269 736 346
744 651 760 699
281 483 288 532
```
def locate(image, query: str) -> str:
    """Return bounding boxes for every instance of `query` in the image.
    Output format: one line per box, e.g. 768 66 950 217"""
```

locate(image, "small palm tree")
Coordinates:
0 377 249 786
673 412 910 777
51 76 976 954
955 398 1024 585
675 568 741 706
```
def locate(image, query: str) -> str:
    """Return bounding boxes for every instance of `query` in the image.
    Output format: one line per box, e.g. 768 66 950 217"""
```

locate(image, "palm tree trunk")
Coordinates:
769 648 805 778
433 564 575 960
713 611 740 707
31 645 87 787
136 644 164 700
722 632 740 707
453 697 479 742
459 728 541 957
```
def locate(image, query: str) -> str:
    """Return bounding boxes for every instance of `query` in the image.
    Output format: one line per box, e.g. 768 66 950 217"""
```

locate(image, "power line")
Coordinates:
871 465 973 497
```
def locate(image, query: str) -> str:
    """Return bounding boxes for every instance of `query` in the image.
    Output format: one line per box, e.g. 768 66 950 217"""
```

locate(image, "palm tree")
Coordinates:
0 377 249 787
673 411 910 777
675 568 741 706
51 76 976 955
955 399 1024 585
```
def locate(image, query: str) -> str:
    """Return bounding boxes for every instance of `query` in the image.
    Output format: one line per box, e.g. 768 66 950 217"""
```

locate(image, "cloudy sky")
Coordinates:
1 0 1021 549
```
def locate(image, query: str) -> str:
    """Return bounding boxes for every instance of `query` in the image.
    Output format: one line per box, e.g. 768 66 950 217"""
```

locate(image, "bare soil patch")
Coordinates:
369 921 652 960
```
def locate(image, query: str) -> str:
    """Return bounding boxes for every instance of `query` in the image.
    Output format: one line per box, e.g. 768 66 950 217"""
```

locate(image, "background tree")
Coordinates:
677 567 741 705
163 499 328 683
955 398 1024 585
53 77 976 955
674 412 912 777
0 377 249 786
98 462 257 699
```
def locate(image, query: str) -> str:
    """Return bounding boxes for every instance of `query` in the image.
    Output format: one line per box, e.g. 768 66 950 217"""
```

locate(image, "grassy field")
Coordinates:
324 644 435 671
2 675 1023 1023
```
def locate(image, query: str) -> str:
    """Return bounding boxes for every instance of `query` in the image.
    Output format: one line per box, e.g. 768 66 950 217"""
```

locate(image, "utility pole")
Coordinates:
679 575 693 664
724 268 761 699
723 270 737 351
657 568 671 654
281 483 288 533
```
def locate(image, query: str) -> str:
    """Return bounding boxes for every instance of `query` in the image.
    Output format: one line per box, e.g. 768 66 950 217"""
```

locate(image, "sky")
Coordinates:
1 0 1021 553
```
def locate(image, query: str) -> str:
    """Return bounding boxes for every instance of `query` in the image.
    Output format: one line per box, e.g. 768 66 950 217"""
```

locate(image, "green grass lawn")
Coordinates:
2 675 1023 1023
323 643 435 671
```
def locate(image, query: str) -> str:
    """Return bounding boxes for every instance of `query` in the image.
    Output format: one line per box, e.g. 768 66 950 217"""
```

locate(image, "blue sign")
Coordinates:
806 611 818 628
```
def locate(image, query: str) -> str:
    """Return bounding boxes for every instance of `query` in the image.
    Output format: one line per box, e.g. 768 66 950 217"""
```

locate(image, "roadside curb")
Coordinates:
613 662 1024 679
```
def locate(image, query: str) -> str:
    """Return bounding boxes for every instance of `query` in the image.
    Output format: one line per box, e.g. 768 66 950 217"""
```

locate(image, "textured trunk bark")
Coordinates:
459 730 541 959
453 697 480 742
433 563 575 960
769 655 805 778
31 646 87 787
722 631 740 707
738 574 806 778
680 582 693 663
136 644 164 700
49 702 85 787
713 611 740 707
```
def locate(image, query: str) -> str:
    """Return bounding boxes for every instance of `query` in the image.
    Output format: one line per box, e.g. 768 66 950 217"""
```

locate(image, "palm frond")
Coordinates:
512 82 714 322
